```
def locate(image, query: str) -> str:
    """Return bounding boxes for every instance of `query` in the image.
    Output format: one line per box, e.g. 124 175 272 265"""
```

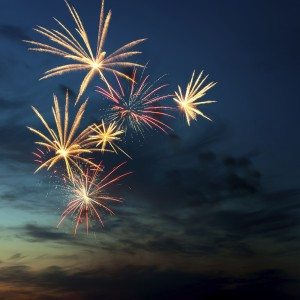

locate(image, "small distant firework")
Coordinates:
28 92 99 181
88 120 131 158
58 162 131 234
96 69 174 135
174 71 216 126
24 0 145 102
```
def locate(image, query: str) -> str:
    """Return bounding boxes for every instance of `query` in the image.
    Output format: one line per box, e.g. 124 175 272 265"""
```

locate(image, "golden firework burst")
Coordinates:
24 0 146 102
28 91 100 180
174 71 217 126
87 120 131 159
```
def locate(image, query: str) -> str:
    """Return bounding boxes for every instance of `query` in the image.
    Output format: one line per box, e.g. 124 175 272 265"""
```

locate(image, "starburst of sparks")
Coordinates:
58 162 131 234
87 120 131 159
96 69 174 135
173 70 217 126
24 0 146 102
28 91 100 181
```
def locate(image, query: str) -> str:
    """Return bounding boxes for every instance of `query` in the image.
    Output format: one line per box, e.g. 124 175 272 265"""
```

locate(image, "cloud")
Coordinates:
9 253 26 260
85 129 300 263
0 97 27 110
0 24 30 43
23 224 72 242
0 264 297 300
16 224 98 249
0 122 34 163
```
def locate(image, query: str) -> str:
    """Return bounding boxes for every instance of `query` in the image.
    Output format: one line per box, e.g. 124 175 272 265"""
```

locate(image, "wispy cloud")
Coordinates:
0 24 29 43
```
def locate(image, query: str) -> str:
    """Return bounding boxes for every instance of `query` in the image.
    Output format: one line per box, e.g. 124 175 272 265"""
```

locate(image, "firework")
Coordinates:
28 91 100 180
58 162 131 234
24 0 145 102
174 71 217 126
96 69 174 135
87 120 131 158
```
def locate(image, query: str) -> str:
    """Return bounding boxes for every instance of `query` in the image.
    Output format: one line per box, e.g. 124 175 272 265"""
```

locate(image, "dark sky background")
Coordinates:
0 0 299 299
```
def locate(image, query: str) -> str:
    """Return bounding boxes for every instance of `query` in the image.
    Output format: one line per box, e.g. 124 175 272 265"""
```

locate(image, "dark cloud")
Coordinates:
86 129 299 261
209 188 300 239
0 97 27 110
23 224 72 242
9 253 25 260
0 122 33 163
17 224 98 249
0 191 18 202
0 264 298 300
0 185 37 201
0 24 30 43
129 129 261 210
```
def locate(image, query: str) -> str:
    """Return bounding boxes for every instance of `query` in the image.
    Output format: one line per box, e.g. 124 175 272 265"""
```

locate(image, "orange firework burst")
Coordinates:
58 162 131 234
24 0 145 102
96 68 174 135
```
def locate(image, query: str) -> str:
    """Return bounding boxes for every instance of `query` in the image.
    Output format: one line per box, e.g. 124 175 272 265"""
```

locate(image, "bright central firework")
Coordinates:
24 0 146 102
58 162 132 234
97 68 174 135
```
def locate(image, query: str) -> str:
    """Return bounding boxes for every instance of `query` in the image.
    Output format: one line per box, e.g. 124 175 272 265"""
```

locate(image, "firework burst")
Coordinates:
58 162 131 234
174 71 217 126
96 68 174 136
87 120 131 159
28 91 100 181
24 0 145 102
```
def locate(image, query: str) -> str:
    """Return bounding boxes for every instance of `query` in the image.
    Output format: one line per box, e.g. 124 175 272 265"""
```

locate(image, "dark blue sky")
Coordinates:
0 1 299 299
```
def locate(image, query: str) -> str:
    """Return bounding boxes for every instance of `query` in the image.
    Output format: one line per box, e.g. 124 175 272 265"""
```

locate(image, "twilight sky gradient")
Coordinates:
0 0 299 299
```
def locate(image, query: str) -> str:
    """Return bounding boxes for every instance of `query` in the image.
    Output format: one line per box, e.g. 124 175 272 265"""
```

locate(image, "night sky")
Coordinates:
0 0 299 299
